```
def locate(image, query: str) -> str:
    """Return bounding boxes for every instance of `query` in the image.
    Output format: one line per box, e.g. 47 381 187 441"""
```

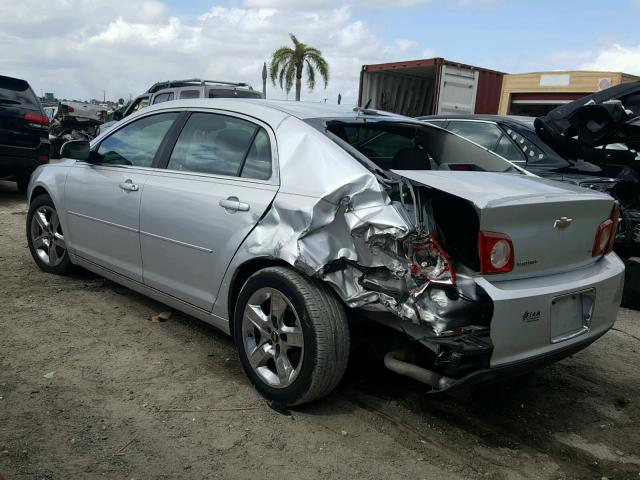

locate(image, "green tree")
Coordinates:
269 34 329 101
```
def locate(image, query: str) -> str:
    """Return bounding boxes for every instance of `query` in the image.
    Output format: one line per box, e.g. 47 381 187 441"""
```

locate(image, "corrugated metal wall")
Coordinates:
474 70 504 114
360 71 434 117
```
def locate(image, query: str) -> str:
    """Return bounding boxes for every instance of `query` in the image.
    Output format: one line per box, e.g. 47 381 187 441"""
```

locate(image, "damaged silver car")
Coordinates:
26 99 625 406
48 101 107 158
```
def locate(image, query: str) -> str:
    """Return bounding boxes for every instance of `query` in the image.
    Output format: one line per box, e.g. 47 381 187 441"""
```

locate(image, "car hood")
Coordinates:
535 82 640 165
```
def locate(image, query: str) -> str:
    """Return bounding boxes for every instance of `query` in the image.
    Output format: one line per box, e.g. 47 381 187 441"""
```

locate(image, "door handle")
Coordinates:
119 180 139 192
219 196 250 212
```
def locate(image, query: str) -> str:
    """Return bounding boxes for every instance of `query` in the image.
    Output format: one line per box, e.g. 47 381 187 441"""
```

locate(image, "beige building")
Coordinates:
498 70 640 116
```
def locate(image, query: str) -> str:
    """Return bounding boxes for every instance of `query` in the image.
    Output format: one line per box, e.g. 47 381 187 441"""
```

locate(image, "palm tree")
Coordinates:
269 34 329 101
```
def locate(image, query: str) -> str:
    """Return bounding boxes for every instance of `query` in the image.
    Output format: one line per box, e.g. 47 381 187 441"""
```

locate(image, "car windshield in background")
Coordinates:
315 119 520 174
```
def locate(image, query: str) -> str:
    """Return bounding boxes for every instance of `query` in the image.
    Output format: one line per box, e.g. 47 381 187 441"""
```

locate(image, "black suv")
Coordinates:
0 75 50 193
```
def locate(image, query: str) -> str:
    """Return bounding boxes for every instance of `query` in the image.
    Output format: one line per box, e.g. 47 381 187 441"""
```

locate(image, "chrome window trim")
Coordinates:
444 118 500 126
90 107 280 186
165 107 280 185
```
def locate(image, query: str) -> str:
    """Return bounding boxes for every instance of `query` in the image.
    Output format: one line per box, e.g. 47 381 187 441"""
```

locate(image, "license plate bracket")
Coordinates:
550 288 595 344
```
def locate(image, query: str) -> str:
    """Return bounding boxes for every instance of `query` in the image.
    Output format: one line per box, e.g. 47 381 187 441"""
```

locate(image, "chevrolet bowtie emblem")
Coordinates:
554 217 573 229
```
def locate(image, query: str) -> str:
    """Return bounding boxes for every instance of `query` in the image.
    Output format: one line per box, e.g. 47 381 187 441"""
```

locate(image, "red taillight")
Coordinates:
23 113 49 128
37 154 49 163
478 231 514 274
409 234 456 285
66 105 75 113
592 203 620 257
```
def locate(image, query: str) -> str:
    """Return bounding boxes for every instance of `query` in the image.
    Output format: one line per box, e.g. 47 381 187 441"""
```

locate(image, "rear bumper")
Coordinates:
476 253 625 367
0 143 49 175
442 327 606 395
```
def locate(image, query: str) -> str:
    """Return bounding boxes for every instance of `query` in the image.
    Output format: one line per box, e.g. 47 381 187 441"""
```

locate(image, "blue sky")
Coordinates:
2 0 639 101
160 0 640 74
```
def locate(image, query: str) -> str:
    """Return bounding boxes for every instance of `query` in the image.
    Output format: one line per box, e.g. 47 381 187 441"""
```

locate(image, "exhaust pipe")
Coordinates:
384 350 456 391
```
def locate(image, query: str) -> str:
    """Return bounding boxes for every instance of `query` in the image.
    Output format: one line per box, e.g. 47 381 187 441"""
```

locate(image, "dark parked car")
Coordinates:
419 84 640 255
0 75 50 193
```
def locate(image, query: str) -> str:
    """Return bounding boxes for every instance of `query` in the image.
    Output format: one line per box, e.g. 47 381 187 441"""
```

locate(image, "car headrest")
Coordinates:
391 148 431 170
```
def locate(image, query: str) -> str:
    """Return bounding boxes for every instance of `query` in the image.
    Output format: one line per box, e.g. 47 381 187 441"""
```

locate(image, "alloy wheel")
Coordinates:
30 206 66 267
241 287 305 389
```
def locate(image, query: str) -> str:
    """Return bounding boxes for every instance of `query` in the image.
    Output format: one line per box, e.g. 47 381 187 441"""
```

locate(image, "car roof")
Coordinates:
132 98 410 125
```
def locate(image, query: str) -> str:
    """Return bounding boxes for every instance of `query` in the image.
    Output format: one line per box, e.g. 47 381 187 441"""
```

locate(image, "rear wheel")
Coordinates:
233 267 349 406
26 194 73 275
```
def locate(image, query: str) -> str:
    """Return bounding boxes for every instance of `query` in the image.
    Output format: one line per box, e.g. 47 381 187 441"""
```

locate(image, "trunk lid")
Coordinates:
535 81 640 160
394 170 615 278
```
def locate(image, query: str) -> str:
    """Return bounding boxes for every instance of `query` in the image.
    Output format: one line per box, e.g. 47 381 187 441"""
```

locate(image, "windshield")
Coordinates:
317 119 521 174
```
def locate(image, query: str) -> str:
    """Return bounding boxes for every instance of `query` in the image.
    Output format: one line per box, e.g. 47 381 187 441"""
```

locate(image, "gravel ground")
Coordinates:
1 180 639 480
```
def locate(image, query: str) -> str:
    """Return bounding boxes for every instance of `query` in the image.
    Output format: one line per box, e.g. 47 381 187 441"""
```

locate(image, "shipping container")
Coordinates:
358 58 505 117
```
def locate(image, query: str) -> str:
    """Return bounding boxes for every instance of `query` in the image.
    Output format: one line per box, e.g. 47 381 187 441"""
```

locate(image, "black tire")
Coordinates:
233 266 350 406
26 194 73 275
16 174 30 194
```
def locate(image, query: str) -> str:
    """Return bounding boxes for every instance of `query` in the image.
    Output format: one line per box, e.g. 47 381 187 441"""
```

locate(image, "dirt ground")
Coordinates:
0 180 639 480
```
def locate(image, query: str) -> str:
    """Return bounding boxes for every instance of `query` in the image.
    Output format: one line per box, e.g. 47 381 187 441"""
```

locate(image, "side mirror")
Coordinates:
60 140 91 161
113 111 123 121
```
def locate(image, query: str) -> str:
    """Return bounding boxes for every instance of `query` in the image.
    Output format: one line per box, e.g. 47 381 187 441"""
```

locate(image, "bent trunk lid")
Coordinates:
394 170 615 278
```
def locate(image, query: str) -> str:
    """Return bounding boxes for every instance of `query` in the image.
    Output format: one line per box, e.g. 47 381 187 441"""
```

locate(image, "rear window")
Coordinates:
207 88 263 99
0 75 40 109
179 90 200 99
321 119 520 174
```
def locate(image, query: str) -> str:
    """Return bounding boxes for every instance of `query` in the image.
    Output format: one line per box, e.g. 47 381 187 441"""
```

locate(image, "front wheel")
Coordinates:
26 194 73 275
233 267 350 406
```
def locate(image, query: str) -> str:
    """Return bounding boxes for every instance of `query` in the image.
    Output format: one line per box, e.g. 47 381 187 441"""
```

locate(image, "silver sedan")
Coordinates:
26 99 625 405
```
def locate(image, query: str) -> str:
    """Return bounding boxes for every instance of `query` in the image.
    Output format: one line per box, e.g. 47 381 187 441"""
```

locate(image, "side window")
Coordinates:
167 113 267 178
153 92 174 104
447 121 503 150
241 128 272 180
179 90 200 99
95 113 179 167
494 135 526 162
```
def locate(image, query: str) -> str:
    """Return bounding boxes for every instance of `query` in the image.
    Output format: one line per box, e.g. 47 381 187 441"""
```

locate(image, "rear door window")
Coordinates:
153 92 175 104
95 112 179 167
241 128 272 180
207 88 263 99
179 90 200 99
167 113 271 179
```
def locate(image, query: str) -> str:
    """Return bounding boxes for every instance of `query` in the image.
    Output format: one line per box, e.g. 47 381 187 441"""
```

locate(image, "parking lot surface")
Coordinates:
1 180 639 480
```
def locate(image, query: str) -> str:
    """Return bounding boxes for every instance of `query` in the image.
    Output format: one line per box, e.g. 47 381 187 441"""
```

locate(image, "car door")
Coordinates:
64 111 180 282
139 111 278 311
